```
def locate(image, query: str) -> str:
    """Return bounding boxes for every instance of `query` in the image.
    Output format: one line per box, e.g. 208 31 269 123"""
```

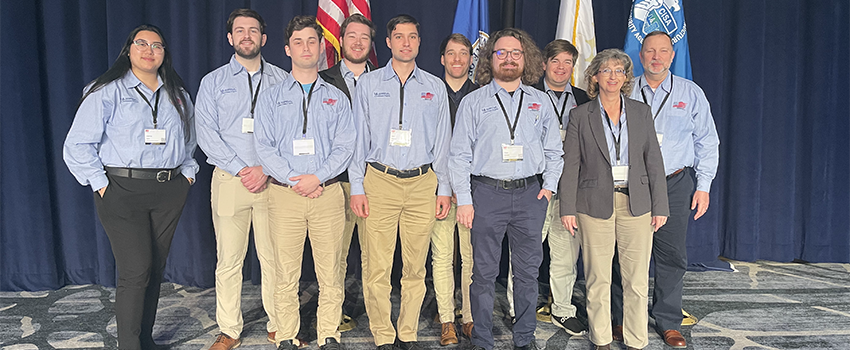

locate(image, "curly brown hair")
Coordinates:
473 28 543 86
584 48 634 99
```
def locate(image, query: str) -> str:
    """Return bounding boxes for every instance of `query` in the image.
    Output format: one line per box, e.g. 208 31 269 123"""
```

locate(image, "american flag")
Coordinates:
316 0 378 70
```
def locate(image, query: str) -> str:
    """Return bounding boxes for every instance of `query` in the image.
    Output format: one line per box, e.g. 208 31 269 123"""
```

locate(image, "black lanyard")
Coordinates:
301 80 317 136
495 90 524 145
640 76 672 120
397 70 414 130
247 62 264 118
134 87 161 128
548 91 571 125
602 97 625 163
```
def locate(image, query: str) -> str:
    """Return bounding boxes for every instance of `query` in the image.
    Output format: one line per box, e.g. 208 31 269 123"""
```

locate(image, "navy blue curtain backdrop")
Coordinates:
1 0 848 291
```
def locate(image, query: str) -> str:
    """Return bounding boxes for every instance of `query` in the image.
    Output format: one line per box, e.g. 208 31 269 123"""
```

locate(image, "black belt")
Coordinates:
270 176 340 188
105 166 181 182
614 186 629 195
471 174 540 190
368 162 430 178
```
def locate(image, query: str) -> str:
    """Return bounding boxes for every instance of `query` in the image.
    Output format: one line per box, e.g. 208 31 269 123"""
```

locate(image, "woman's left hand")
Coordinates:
651 216 667 232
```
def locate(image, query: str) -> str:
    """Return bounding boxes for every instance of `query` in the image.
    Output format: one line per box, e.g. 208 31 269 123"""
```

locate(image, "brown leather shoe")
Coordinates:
612 325 624 342
461 322 473 338
267 332 276 343
209 333 241 350
440 322 459 346
663 330 687 348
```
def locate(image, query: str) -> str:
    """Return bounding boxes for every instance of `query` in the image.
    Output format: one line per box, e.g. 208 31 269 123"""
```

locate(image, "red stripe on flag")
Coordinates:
316 9 342 37
349 0 371 18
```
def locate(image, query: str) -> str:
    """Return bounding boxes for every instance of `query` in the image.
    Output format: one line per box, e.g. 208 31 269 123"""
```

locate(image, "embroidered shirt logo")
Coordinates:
374 92 391 98
673 101 687 109
421 92 434 100
323 98 337 106
220 88 237 94
528 103 541 111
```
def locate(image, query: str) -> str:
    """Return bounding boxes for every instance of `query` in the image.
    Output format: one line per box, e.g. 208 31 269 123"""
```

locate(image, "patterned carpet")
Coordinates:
2 260 849 350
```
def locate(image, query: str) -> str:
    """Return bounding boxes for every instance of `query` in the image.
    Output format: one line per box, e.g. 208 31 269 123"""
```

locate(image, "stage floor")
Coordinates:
2 260 849 349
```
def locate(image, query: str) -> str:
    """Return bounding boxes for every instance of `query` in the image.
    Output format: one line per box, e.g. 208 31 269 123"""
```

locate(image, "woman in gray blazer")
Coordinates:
558 49 669 350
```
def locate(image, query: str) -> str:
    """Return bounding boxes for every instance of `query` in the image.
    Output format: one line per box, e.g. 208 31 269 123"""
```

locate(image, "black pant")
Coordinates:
94 174 190 350
611 167 695 332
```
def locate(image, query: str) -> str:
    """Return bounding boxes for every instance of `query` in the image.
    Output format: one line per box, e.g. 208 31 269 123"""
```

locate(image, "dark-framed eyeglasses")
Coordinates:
493 49 523 60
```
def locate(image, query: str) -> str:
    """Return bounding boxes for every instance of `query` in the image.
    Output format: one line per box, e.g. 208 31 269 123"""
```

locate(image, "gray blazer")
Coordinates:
559 97 669 219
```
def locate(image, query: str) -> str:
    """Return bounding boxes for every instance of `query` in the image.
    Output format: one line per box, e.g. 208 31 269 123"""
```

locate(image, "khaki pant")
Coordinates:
340 182 364 286
507 196 582 318
578 192 652 349
361 167 437 345
210 167 277 338
430 201 473 324
268 182 345 343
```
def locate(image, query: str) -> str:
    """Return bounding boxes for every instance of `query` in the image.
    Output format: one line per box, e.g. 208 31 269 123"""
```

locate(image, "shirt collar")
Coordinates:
123 70 163 91
282 72 329 92
543 79 573 95
486 79 534 97
639 71 673 93
228 54 269 76
381 58 423 85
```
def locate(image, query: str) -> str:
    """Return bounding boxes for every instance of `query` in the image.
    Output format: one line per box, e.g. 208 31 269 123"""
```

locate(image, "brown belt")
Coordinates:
667 167 686 179
270 176 339 188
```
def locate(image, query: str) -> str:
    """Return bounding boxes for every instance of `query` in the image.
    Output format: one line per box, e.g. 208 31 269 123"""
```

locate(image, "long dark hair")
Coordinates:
78 24 191 141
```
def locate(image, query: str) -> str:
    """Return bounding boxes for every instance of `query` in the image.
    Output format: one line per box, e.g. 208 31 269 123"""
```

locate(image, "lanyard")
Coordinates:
301 80 316 137
134 87 161 128
495 90 524 145
247 62 264 118
640 76 672 120
547 91 571 125
397 70 414 130
601 97 625 163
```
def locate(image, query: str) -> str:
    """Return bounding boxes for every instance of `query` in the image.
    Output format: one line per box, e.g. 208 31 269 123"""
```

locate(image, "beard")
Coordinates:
235 40 261 60
493 62 523 82
343 45 369 64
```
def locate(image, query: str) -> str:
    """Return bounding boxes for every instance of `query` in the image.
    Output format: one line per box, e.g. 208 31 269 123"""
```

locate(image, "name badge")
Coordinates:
242 118 254 133
656 133 663 147
390 129 412 147
501 144 524 162
144 129 167 145
293 138 315 155
559 128 567 142
612 165 628 182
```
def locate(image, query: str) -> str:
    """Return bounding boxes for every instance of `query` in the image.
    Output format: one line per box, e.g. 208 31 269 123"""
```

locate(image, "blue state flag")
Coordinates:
452 0 489 82
624 0 692 79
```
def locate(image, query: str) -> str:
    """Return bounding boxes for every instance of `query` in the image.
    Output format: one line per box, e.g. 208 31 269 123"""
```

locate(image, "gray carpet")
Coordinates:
2 260 849 350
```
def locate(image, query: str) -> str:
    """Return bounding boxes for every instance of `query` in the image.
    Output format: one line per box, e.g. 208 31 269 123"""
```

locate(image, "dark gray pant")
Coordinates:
612 168 694 332
94 174 190 350
469 178 548 350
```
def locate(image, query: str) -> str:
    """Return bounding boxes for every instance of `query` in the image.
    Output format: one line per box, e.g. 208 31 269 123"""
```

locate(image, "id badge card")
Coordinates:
612 165 628 182
559 128 567 142
144 129 167 145
656 133 663 147
242 118 254 133
293 138 316 155
501 144 524 162
390 129 412 147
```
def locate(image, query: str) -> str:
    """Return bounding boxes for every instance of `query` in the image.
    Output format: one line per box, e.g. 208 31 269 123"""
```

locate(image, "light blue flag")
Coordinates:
452 0 490 82
624 0 692 79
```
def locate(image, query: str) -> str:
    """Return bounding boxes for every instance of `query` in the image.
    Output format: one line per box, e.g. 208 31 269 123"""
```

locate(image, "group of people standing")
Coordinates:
63 7 718 350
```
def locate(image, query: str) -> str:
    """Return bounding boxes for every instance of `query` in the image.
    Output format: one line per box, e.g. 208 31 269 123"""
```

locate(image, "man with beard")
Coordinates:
254 15 355 350
431 32 478 346
610 31 719 349
450 28 563 350
318 13 376 332
348 14 452 350
195 8 289 350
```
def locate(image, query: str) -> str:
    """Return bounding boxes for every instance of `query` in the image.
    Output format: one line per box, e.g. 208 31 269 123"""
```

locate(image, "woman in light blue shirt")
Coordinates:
63 24 197 350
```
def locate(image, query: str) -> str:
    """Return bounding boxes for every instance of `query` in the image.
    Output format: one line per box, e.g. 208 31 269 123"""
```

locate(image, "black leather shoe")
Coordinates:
513 340 540 350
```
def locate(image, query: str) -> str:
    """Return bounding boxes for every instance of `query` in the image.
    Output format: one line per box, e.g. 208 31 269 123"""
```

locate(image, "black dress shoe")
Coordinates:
513 340 540 350
396 340 424 350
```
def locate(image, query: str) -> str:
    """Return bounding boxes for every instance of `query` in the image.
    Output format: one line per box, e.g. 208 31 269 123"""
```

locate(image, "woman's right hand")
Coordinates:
98 185 107 198
561 215 578 236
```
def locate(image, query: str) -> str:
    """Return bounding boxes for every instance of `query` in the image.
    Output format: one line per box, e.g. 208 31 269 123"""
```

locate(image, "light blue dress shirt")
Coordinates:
339 59 371 98
630 72 720 192
348 59 452 196
449 80 565 206
64 71 198 191
598 97 629 186
195 55 289 176
253 74 355 185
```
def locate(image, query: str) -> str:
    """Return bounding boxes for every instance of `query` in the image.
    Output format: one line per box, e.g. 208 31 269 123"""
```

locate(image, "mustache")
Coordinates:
499 62 518 68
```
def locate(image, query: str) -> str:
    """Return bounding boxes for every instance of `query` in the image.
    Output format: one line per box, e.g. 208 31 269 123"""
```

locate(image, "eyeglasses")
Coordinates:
493 49 523 60
598 68 627 77
133 39 165 54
